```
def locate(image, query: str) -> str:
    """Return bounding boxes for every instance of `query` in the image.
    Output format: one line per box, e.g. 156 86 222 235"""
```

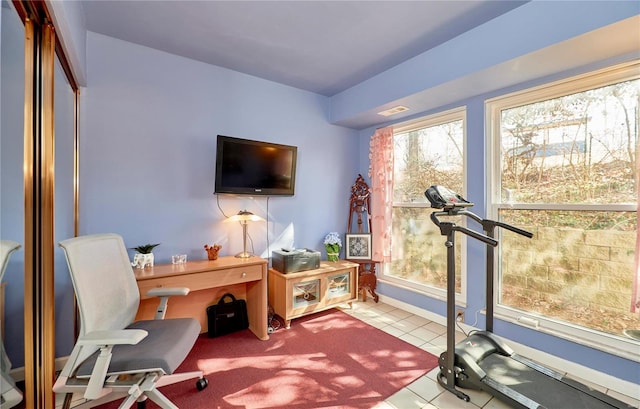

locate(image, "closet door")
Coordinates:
7 1 80 406
0 0 26 382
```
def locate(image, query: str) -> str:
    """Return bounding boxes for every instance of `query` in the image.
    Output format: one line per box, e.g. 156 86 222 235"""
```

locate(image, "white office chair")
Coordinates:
54 233 208 409
0 240 23 408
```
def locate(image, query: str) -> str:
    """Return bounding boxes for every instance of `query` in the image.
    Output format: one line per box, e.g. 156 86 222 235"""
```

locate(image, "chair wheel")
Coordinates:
196 377 208 391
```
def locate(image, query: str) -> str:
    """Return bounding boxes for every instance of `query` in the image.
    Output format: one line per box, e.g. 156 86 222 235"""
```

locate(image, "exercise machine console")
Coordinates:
425 185 633 409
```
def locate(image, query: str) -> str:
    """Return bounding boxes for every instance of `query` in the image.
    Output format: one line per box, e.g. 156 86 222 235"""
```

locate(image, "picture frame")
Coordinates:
345 233 372 260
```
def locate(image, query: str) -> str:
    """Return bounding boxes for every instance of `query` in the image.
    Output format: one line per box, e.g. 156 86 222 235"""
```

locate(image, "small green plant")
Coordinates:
131 243 160 254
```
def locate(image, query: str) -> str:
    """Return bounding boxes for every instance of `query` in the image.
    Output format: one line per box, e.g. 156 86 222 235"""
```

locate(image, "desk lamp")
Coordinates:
226 210 264 258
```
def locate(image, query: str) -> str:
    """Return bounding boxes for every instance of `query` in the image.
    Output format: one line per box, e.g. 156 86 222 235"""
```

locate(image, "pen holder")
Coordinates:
204 244 222 260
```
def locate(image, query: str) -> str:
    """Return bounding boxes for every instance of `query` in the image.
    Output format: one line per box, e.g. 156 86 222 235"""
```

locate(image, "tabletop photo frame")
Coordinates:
345 233 372 260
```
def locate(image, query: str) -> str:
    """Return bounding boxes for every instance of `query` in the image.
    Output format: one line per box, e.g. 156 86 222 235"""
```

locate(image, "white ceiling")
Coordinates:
81 0 528 96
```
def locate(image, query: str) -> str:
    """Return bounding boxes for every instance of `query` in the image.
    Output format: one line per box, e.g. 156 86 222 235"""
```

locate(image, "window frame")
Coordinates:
380 107 468 304
486 61 639 360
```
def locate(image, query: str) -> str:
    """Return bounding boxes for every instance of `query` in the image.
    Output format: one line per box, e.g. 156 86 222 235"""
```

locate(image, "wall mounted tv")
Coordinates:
214 135 298 196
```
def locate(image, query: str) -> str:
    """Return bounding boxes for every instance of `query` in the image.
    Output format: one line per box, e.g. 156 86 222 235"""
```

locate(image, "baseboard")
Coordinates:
378 294 640 402
9 356 68 383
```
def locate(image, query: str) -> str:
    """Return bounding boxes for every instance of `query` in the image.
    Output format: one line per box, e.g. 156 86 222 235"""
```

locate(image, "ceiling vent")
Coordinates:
377 105 410 117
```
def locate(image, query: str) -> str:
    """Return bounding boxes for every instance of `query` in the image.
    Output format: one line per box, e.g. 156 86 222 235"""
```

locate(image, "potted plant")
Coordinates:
131 243 160 269
323 232 342 262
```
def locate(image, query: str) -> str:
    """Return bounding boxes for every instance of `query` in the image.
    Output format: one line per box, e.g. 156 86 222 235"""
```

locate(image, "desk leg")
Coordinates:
246 276 269 340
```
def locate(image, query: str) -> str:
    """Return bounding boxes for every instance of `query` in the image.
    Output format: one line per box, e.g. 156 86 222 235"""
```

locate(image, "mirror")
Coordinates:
54 56 76 358
0 1 80 403
0 0 26 373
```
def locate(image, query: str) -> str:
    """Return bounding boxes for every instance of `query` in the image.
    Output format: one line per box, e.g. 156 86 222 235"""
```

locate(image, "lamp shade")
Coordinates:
226 210 264 223
226 210 264 258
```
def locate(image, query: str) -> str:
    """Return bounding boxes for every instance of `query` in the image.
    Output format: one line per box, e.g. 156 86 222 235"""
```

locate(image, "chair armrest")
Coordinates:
78 329 148 346
146 287 190 319
146 287 190 297
78 329 148 399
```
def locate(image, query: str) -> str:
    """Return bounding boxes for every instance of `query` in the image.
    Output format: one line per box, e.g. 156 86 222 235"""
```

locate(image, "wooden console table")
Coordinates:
268 260 358 328
134 256 269 340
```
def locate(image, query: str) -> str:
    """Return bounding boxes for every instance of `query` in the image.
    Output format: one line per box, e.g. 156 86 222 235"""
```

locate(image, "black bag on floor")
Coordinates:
207 293 249 338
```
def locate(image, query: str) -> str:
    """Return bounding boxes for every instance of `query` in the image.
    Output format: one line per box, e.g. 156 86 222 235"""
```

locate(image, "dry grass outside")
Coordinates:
387 259 462 293
502 286 640 337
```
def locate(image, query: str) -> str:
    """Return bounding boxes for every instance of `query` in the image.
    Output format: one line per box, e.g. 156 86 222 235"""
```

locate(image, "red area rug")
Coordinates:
98 308 439 409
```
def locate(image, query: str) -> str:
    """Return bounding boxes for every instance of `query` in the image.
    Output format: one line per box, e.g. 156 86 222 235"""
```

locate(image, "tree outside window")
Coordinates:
493 73 639 339
387 114 465 294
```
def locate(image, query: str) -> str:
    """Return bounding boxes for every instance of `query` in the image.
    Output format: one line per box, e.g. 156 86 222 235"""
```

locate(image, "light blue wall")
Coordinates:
80 32 359 263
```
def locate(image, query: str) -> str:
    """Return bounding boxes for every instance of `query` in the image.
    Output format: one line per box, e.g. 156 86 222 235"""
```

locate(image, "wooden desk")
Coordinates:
134 256 269 340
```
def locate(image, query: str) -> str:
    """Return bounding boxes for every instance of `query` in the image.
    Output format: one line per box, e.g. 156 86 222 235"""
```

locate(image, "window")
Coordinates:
487 62 639 358
382 108 466 300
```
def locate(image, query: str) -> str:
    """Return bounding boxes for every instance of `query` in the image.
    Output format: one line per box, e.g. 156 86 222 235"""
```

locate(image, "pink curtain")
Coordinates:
369 127 394 263
632 160 640 314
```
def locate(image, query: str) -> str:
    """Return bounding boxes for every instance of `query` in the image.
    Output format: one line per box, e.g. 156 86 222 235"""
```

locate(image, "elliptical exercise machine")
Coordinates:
425 185 632 409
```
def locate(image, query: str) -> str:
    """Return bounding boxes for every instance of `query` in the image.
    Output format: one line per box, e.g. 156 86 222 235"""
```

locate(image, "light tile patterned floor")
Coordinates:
340 300 640 409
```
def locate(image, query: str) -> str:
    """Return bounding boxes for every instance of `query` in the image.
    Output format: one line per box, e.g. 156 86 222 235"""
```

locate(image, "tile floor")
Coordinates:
339 300 639 409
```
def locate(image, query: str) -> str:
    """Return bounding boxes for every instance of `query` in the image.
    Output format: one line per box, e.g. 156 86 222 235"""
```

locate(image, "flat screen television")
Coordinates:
214 135 297 196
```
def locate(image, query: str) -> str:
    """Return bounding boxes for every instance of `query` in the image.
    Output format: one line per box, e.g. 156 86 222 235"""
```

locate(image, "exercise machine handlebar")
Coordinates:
481 219 533 239
430 211 498 247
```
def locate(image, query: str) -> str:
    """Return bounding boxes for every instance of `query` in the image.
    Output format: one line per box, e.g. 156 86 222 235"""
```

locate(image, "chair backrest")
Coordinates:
0 240 20 283
0 240 20 366
59 234 140 336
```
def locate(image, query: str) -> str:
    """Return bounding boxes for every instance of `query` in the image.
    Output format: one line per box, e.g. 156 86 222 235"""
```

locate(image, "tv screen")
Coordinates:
214 135 297 196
